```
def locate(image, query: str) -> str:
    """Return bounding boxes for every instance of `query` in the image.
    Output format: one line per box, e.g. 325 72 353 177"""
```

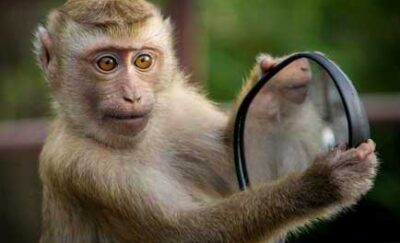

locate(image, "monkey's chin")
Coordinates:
103 115 150 137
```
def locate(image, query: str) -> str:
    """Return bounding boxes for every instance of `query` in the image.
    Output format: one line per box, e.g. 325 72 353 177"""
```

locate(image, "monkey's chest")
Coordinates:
141 166 201 212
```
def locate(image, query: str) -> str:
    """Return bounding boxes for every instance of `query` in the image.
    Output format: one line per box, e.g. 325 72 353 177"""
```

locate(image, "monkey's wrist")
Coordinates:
299 167 342 208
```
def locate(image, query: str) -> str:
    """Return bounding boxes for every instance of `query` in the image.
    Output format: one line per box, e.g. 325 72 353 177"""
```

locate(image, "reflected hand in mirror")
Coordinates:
244 55 349 186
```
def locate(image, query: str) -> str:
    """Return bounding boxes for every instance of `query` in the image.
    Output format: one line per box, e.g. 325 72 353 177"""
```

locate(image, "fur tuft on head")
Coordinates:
60 0 157 26
33 0 173 80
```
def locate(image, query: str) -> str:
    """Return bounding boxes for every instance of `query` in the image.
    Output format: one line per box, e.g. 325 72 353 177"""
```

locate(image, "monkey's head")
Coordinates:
249 58 312 122
35 0 178 146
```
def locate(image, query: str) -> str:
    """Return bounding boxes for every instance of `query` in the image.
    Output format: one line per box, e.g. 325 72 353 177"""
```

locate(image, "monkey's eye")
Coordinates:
134 54 153 70
97 56 118 72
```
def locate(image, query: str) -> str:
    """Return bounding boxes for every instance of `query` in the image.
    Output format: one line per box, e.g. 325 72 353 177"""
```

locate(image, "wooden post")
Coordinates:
165 0 197 81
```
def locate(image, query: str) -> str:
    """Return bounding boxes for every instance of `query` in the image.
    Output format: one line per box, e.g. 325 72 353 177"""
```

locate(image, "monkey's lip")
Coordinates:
283 83 309 103
103 112 151 134
104 113 149 120
284 83 309 90
102 111 151 136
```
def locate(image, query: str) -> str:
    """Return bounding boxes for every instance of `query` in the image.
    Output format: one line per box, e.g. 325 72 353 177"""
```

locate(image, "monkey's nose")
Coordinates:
123 95 141 103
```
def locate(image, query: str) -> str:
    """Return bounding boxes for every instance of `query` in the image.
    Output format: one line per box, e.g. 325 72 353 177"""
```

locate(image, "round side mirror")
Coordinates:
233 52 370 190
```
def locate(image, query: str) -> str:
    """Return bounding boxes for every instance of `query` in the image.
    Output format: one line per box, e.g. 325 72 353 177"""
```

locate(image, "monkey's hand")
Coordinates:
304 139 379 207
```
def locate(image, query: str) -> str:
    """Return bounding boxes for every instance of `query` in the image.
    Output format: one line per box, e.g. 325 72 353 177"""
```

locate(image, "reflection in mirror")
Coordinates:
244 58 348 186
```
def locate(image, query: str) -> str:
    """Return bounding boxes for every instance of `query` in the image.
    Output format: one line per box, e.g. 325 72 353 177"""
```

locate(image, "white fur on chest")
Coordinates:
140 164 198 212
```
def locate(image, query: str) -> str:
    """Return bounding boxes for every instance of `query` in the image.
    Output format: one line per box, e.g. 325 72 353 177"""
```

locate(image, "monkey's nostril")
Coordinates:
123 96 134 103
123 96 141 103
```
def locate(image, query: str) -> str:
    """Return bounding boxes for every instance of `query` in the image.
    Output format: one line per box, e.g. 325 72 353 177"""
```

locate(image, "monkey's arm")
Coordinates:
44 163 334 242
163 142 376 243
175 172 339 242
41 136 376 243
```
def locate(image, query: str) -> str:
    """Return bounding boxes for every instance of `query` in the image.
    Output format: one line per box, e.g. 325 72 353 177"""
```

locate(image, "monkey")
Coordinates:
34 0 378 242
236 56 324 185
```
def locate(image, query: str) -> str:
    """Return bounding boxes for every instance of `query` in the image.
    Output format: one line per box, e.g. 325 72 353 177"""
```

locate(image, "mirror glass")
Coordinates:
244 58 349 186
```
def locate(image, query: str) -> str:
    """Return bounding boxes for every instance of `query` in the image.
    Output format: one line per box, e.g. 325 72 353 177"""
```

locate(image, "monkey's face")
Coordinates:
270 58 312 104
38 15 176 142
80 47 160 137
249 58 312 121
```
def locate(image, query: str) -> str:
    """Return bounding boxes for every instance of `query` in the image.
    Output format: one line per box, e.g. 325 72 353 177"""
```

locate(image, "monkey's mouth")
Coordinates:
104 113 149 120
283 83 309 103
102 111 151 135
284 82 309 90
103 111 151 125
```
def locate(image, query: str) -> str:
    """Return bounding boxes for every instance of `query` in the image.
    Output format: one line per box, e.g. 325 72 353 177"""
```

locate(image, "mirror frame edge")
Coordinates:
233 51 370 190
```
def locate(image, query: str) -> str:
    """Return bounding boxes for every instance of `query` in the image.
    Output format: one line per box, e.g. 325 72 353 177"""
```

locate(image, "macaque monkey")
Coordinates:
35 0 378 242
241 56 324 184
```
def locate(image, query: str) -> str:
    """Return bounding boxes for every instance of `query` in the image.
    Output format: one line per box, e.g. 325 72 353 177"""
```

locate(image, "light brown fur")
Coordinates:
35 1 378 242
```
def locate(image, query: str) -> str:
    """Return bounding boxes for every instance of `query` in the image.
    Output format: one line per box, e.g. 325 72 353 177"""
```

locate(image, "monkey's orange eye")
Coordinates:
134 54 153 70
97 56 118 72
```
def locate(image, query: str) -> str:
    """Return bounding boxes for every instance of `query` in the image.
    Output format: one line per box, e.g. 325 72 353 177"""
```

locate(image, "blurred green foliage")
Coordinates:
199 0 400 101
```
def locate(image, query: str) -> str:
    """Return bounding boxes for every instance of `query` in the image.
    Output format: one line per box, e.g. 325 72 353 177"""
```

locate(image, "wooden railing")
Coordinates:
361 94 400 124
0 94 399 156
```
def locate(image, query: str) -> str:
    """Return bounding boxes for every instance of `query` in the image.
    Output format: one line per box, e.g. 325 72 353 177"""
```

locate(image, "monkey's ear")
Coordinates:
34 26 54 73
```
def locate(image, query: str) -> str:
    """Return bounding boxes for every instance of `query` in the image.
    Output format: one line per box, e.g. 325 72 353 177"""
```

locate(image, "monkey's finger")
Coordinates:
355 142 375 161
258 54 277 73
358 141 375 154
367 139 376 151
357 143 370 153
336 140 376 164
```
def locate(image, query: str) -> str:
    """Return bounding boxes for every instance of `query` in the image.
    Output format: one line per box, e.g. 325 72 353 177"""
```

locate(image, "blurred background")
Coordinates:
0 0 399 242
